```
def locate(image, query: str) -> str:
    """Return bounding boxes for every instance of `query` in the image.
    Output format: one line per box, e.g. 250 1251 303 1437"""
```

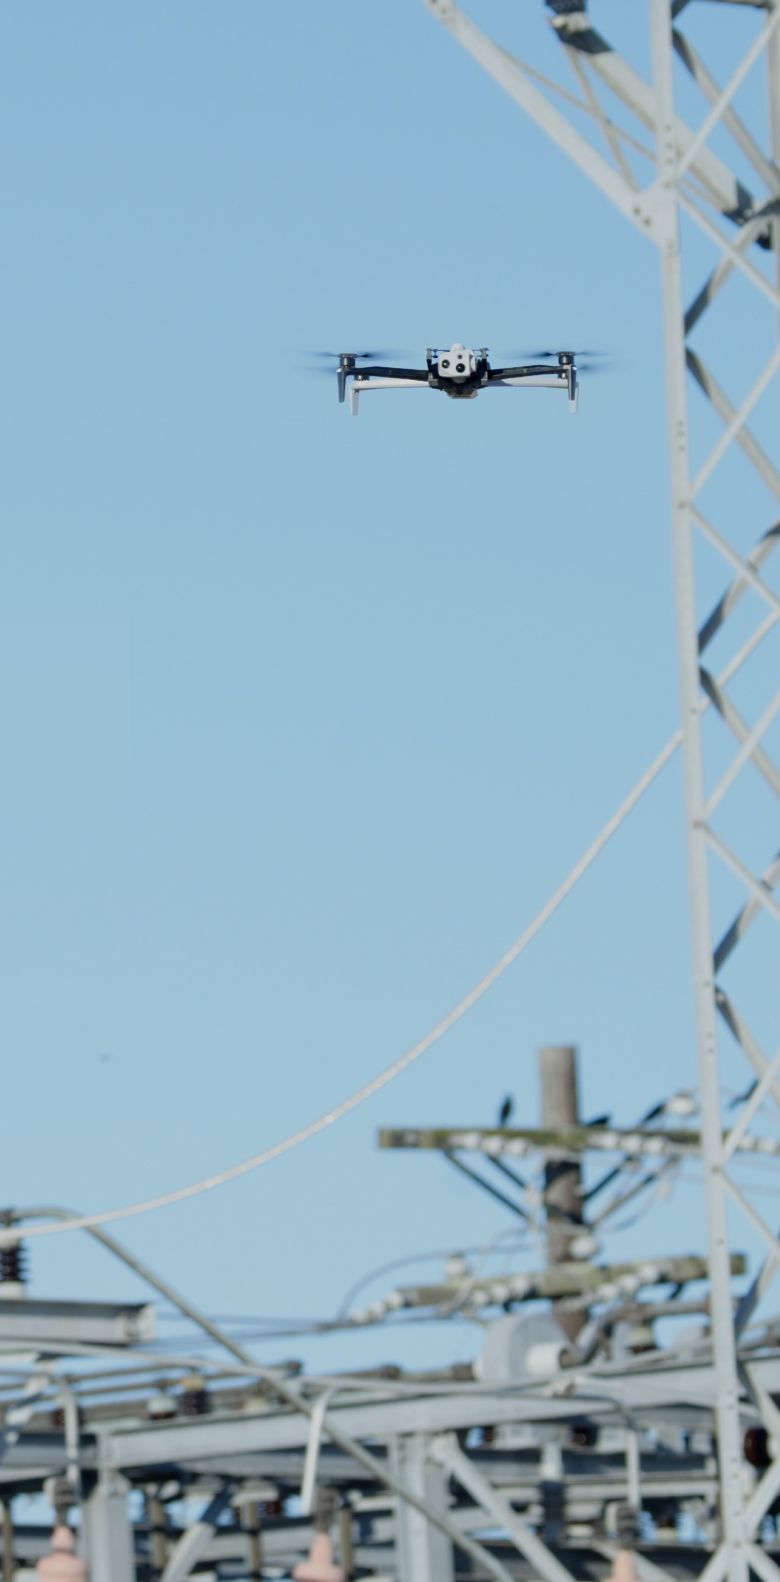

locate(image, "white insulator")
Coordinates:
525 1341 566 1377
638 1262 660 1284
352 1302 384 1325
444 1254 471 1282
617 1273 641 1295
507 1139 528 1157
484 1135 504 1157
384 1290 404 1311
569 1232 599 1260
147 1391 177 1420
510 1274 531 1297
623 1133 642 1154
598 1131 619 1149
489 1282 511 1305
541 1442 564 1478
668 1091 696 1116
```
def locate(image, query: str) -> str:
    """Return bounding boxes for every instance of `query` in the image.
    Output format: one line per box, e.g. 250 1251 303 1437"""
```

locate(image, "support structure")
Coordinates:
419 2 780 1578
539 1045 584 1340
82 1473 134 1582
390 1436 456 1582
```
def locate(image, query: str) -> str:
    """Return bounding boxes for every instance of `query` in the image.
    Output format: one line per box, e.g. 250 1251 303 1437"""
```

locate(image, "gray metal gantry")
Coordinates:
419 2 780 1578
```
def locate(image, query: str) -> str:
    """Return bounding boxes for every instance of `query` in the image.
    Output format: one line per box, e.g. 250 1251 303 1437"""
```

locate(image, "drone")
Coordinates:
313 345 599 416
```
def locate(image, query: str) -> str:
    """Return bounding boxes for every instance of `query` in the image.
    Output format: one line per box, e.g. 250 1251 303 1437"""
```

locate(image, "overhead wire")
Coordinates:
145 1310 460 1350
0 734 680 1248
436 1223 531 1319
335 1228 526 1319
3 604 775 1249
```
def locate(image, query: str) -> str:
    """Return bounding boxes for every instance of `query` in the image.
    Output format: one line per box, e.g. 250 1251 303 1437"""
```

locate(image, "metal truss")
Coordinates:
6 1325 780 1580
419 2 780 1578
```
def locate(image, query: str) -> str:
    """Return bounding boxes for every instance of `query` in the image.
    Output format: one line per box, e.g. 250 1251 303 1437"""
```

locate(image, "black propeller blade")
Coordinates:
495 347 613 373
304 349 407 363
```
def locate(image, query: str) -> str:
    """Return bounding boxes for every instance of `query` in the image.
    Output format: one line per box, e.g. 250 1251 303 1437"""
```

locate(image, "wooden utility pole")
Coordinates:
539 1044 585 1341
0 1502 13 1582
245 1504 262 1582
147 1494 167 1577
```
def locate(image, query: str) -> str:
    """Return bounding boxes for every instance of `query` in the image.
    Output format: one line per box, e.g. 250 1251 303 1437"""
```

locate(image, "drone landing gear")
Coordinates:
338 356 356 405
561 354 578 414
568 365 579 414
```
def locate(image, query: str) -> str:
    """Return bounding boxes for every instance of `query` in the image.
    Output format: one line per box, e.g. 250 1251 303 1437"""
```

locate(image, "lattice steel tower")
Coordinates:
421 2 780 1578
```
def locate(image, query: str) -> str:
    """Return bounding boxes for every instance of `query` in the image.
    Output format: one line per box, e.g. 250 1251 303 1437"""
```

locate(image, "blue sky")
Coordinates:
1 1 777 1373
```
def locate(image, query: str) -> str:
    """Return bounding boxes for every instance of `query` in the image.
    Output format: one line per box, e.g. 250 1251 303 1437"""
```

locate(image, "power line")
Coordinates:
0 734 678 1248
2 614 772 1250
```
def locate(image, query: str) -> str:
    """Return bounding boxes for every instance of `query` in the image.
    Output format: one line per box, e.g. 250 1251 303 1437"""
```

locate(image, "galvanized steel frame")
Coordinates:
419 2 780 1578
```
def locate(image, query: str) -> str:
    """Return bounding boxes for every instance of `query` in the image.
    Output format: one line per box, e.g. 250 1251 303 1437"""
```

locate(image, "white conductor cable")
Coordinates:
0 736 678 1247
5 604 775 1248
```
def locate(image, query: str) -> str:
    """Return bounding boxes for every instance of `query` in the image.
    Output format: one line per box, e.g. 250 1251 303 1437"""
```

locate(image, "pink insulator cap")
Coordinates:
293 1531 345 1582
36 1526 88 1580
608 1551 638 1582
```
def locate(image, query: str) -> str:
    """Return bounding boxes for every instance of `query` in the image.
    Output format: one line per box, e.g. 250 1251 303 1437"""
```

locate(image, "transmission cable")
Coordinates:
3 606 773 1248
0 733 676 1248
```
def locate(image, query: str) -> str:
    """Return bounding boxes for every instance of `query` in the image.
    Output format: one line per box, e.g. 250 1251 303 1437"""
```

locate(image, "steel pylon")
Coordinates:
421 2 780 1578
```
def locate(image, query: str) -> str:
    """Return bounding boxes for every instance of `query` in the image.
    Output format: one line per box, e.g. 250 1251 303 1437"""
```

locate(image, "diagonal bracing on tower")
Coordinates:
420 3 780 1578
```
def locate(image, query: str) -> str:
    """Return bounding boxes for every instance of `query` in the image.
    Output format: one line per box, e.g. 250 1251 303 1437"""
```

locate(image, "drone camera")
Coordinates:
437 343 476 382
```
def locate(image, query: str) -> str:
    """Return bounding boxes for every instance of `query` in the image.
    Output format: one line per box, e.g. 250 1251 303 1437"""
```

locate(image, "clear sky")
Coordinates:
1 1 777 1374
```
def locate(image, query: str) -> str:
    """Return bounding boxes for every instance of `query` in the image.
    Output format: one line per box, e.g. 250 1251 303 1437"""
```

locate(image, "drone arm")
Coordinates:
488 363 567 381
352 366 429 382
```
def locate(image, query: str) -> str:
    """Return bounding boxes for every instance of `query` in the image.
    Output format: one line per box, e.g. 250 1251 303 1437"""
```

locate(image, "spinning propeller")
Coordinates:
497 347 612 372
303 350 412 403
304 349 407 366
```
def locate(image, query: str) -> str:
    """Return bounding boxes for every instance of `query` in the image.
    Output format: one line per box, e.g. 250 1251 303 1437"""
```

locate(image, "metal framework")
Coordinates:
0 1090 776 1582
6 1280 780 1580
5 1319 780 1579
3 7 780 1581
1 1089 779 1580
418 2 780 1578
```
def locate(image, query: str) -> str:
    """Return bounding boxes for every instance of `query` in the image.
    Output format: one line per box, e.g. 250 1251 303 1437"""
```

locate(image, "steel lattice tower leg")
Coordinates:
650 9 748 1577
421 3 780 1578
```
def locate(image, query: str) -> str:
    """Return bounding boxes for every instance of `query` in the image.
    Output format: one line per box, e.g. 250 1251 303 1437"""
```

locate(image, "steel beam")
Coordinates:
0 1298 155 1348
82 1472 135 1582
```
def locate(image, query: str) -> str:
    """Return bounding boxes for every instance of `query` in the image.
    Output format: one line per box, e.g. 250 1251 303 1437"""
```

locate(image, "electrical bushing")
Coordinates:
36 1527 88 1580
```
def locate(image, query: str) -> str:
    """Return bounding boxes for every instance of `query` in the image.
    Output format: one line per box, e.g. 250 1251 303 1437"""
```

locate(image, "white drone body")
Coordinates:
335 345 580 416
